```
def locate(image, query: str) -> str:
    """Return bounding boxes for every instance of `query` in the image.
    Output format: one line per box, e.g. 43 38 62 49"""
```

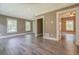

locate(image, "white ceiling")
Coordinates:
0 3 76 20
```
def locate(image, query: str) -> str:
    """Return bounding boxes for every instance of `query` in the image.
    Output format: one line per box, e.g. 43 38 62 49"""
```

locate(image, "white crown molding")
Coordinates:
35 4 76 16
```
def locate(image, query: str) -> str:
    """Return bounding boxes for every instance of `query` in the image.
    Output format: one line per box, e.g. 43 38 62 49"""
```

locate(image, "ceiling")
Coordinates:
0 3 76 20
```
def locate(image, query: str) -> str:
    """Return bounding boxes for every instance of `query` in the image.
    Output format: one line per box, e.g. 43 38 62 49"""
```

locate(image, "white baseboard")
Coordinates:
43 36 58 41
35 35 37 37
35 33 43 37
37 33 43 36
0 33 26 39
0 33 58 42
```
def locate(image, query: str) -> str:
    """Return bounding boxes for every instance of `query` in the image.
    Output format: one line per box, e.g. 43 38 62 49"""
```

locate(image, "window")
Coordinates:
7 18 17 33
25 21 31 31
66 20 74 31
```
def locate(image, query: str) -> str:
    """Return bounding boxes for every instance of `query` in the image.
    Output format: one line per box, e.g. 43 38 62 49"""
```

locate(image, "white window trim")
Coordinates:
7 18 17 33
25 21 31 32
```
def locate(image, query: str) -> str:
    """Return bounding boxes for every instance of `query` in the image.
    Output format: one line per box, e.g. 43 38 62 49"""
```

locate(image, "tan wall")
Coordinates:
36 12 56 38
76 9 79 45
17 19 25 33
0 15 7 35
36 4 79 39
0 15 33 36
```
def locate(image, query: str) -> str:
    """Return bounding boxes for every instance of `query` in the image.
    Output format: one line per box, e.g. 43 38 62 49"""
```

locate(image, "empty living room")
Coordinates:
0 3 79 55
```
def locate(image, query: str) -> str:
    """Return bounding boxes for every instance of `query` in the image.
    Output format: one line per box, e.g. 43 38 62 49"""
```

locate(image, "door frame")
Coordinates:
61 16 76 33
56 7 79 41
35 16 44 37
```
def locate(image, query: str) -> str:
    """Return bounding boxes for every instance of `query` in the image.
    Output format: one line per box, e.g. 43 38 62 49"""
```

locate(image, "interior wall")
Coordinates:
32 20 36 34
36 12 56 38
76 9 79 45
0 15 33 36
17 19 25 33
0 15 7 35
36 4 79 40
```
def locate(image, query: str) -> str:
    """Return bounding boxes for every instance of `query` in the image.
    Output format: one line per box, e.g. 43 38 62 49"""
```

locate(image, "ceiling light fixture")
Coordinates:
70 12 75 17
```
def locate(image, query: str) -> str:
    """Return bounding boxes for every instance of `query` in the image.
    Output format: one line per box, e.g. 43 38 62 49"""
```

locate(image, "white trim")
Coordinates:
56 7 79 41
25 21 32 32
37 33 43 37
35 4 76 16
43 36 57 41
56 12 59 41
7 17 17 33
56 7 79 15
35 16 58 41
35 34 37 37
0 33 26 39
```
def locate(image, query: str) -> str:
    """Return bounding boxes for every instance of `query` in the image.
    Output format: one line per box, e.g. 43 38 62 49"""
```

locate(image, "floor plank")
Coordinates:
0 33 79 55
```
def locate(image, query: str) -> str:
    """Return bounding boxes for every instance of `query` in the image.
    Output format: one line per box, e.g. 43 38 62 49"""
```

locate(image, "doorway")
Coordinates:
37 18 43 37
60 12 76 43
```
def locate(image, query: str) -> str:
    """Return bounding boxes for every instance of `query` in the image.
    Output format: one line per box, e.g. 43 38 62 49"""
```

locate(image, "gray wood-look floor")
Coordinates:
0 33 79 55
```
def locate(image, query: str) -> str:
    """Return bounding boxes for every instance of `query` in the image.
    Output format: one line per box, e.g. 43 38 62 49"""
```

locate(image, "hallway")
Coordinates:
0 34 79 55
